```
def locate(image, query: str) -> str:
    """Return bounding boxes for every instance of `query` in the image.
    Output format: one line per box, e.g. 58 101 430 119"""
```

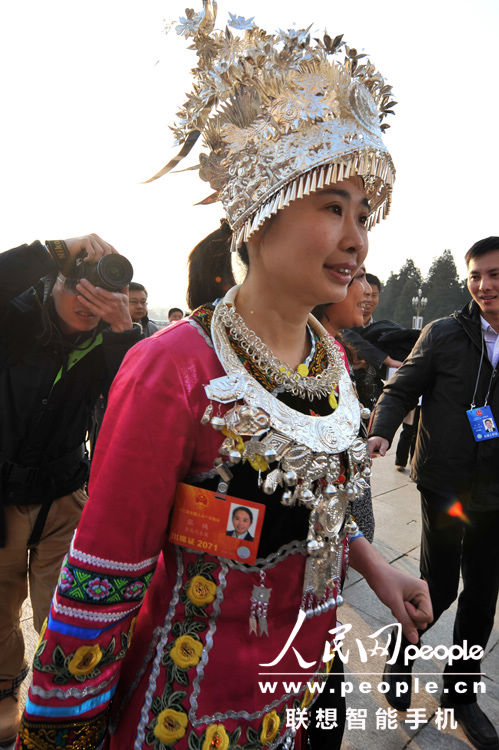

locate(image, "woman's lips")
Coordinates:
324 265 353 284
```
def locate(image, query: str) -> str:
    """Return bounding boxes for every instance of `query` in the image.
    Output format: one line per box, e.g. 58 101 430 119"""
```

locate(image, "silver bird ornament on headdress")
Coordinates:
148 4 396 249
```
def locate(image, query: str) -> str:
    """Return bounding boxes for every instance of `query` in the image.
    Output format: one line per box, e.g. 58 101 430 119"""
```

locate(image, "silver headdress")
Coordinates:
149 1 396 248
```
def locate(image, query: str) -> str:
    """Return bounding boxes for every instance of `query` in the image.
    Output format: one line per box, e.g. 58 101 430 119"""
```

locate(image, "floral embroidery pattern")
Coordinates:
145 557 217 748
124 581 147 599
56 556 153 605
260 711 280 745
85 577 113 600
170 635 203 670
59 566 74 592
186 575 217 607
153 708 188 745
33 618 136 684
68 645 103 677
144 556 297 749
202 724 230 750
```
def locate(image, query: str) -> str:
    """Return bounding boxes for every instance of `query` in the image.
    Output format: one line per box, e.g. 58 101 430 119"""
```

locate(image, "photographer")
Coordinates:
0 234 141 746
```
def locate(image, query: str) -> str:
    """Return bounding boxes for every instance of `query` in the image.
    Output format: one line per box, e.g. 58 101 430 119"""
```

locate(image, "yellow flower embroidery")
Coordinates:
261 710 280 744
153 708 188 745
170 635 204 669
202 723 230 750
35 618 48 652
68 645 103 676
186 575 217 607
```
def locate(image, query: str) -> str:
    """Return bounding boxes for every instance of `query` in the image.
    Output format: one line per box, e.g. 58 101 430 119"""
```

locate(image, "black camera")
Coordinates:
65 253 134 292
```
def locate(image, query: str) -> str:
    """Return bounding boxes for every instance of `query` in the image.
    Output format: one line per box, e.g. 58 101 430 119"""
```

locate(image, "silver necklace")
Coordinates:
201 287 369 614
208 286 360 454
214 285 344 400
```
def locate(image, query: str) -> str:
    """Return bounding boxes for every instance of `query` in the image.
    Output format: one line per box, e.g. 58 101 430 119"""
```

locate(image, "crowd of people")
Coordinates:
0 5 497 750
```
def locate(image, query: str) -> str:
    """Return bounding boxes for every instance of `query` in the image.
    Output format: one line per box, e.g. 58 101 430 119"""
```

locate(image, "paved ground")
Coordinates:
17 433 498 749
340 438 499 749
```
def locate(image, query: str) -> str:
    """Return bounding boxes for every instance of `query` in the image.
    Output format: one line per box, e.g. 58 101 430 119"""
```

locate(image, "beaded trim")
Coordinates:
30 676 116 701
52 599 140 623
134 548 184 749
189 558 228 726
109 627 163 735
70 537 158 573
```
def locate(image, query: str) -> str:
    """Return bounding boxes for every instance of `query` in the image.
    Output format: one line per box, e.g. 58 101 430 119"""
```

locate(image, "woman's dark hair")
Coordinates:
311 303 327 322
186 221 250 310
232 506 253 524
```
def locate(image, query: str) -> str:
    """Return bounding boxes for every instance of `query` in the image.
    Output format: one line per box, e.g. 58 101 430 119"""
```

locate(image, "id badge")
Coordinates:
466 405 499 442
169 483 265 563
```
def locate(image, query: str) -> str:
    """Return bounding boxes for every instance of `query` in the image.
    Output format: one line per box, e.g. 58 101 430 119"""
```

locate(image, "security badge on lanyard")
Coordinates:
466 405 499 442
466 334 498 442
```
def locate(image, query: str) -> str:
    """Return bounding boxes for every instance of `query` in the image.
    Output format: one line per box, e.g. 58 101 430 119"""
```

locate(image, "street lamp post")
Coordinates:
412 288 427 330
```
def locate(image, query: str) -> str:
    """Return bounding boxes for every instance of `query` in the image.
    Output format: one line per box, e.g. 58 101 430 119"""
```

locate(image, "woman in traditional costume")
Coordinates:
314 265 376 543
17 5 431 749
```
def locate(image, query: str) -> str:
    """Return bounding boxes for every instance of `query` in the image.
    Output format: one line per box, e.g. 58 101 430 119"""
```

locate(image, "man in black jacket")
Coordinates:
0 235 141 745
369 237 499 750
128 282 167 336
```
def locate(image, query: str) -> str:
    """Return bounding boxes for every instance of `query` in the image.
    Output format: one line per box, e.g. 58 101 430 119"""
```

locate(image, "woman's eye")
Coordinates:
327 204 342 215
359 215 368 226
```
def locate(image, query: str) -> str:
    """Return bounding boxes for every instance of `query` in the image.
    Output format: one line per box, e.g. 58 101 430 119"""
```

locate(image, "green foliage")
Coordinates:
422 250 470 322
376 249 471 328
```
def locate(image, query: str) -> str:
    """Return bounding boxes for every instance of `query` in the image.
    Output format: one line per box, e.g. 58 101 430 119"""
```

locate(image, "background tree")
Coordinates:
377 259 423 327
422 250 470 322
376 249 470 328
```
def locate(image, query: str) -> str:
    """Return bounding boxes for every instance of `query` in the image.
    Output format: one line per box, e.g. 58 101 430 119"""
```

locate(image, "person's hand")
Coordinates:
368 436 389 457
65 234 118 263
75 279 133 332
383 356 403 368
368 565 433 644
349 538 433 643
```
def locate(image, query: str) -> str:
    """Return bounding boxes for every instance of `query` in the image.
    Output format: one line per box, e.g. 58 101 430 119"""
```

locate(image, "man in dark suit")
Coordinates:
368 238 499 750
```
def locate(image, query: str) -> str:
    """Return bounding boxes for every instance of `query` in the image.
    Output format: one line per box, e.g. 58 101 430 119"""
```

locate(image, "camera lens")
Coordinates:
95 255 133 291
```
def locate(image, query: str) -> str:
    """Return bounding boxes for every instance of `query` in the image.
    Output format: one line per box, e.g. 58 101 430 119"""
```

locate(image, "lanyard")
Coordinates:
470 333 497 409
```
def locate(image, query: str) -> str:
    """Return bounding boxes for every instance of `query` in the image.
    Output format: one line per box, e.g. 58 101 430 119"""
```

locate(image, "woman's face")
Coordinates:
323 265 371 331
233 509 252 535
247 176 369 309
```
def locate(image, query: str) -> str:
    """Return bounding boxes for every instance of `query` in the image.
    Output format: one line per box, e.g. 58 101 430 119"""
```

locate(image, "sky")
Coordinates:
0 0 498 308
